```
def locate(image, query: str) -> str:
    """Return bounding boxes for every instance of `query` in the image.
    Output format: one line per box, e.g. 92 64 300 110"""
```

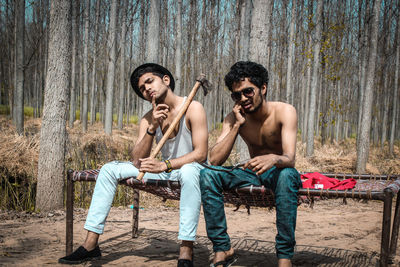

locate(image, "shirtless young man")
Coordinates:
59 63 208 267
200 61 302 267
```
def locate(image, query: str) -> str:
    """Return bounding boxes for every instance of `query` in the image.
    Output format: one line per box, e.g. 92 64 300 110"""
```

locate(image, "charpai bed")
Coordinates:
65 170 400 267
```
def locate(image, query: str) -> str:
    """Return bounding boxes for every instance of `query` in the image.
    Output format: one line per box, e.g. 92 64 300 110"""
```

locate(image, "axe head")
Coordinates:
196 74 212 96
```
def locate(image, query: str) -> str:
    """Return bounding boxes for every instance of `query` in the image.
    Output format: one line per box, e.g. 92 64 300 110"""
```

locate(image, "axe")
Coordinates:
136 74 212 180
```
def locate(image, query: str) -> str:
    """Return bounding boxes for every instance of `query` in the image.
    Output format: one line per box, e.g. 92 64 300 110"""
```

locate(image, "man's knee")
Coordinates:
179 163 200 185
276 168 301 192
199 168 217 191
98 161 121 183
279 168 300 182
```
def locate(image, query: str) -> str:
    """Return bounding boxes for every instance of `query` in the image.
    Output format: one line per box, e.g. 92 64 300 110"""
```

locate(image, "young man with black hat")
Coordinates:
59 63 208 267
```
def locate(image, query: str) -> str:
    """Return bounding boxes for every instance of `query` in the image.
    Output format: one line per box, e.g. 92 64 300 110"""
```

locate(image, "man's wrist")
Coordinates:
164 160 173 173
233 122 242 131
147 127 156 136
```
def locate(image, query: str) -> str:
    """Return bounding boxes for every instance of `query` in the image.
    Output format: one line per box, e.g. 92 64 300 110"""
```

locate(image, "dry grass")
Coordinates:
0 116 399 211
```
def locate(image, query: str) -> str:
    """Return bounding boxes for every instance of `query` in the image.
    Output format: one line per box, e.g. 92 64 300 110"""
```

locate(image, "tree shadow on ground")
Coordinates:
84 228 380 267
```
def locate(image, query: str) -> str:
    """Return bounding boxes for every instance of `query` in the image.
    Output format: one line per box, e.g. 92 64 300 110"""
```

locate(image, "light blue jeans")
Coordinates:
84 161 203 241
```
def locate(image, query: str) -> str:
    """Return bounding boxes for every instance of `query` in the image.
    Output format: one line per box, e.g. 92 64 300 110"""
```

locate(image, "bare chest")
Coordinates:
160 113 186 138
239 119 282 155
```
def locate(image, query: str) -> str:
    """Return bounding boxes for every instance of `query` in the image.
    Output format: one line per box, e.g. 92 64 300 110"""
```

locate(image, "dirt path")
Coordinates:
0 198 397 266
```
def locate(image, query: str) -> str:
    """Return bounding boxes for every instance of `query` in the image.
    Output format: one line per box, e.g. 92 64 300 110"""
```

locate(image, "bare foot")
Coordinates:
278 258 292 267
213 247 235 265
179 240 193 260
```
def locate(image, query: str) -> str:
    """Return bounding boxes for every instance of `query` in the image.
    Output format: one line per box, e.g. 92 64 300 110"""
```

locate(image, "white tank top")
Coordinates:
155 97 193 160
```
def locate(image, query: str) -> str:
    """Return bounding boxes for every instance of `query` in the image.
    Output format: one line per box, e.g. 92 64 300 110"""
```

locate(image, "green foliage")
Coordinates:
111 113 139 124
129 115 139 124
0 105 10 115
0 106 38 117
24 106 34 117
213 122 223 131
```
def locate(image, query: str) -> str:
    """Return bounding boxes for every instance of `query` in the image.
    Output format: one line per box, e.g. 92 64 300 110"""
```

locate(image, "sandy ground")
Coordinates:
0 198 398 267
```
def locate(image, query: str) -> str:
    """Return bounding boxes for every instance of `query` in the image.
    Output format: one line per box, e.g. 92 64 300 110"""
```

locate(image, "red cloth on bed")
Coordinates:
301 172 357 190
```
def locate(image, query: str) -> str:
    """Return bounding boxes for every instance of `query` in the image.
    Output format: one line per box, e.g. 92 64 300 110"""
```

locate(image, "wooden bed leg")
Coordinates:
132 189 139 238
66 169 74 255
380 189 393 267
388 193 400 264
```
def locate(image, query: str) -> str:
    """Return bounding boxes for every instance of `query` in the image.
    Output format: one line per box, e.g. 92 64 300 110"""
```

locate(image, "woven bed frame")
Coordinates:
65 169 400 267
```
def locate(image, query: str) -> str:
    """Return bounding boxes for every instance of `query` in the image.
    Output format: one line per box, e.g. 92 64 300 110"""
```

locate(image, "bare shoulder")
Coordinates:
269 102 297 125
186 100 206 122
188 100 205 110
187 100 206 116
271 101 296 116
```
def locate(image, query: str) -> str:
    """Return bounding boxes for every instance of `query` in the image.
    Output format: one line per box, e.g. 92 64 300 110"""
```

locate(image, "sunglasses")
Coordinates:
231 87 255 101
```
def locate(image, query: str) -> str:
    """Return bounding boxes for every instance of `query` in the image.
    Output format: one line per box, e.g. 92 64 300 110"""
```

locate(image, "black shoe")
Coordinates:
178 259 194 267
58 246 101 264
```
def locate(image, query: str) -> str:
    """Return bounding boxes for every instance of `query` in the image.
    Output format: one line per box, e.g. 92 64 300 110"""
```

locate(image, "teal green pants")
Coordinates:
200 166 302 259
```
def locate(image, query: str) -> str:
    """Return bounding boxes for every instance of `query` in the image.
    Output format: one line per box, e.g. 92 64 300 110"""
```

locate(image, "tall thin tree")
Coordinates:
306 0 323 157
356 0 382 172
104 0 118 135
389 13 399 155
286 0 297 104
82 0 90 132
69 0 78 128
90 0 100 125
140 0 160 118
175 0 183 96
14 0 25 135
36 0 72 211
239 0 251 60
118 0 128 129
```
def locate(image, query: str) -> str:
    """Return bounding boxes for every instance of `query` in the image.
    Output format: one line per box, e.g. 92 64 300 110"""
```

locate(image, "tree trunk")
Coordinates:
90 0 100 125
249 0 269 68
14 0 25 135
104 0 118 135
69 0 78 128
306 0 323 157
286 0 296 104
239 0 251 61
146 0 160 63
141 0 160 117
357 0 370 150
36 0 71 211
118 1 127 129
389 15 400 155
82 0 90 132
356 0 382 173
175 0 183 96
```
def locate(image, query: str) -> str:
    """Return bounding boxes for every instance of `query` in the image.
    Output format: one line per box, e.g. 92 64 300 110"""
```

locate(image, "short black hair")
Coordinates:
224 61 269 91
130 63 175 99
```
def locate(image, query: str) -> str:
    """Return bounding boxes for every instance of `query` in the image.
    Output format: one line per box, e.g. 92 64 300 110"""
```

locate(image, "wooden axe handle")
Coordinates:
136 80 203 180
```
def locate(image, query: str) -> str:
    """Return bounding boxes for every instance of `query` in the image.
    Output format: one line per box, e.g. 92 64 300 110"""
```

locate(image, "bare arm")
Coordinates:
131 113 154 167
169 101 208 168
209 103 246 166
244 104 297 175
131 98 169 167
138 101 208 173
276 104 297 168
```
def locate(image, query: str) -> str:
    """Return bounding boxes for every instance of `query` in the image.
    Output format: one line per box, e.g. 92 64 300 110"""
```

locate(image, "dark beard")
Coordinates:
244 90 263 114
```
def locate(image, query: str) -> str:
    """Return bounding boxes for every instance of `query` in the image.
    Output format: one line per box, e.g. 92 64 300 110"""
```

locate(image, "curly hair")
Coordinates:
224 61 269 91
130 63 175 99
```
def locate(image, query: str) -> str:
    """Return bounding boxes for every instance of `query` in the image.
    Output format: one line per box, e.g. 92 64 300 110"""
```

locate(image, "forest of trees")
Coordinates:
0 0 399 209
